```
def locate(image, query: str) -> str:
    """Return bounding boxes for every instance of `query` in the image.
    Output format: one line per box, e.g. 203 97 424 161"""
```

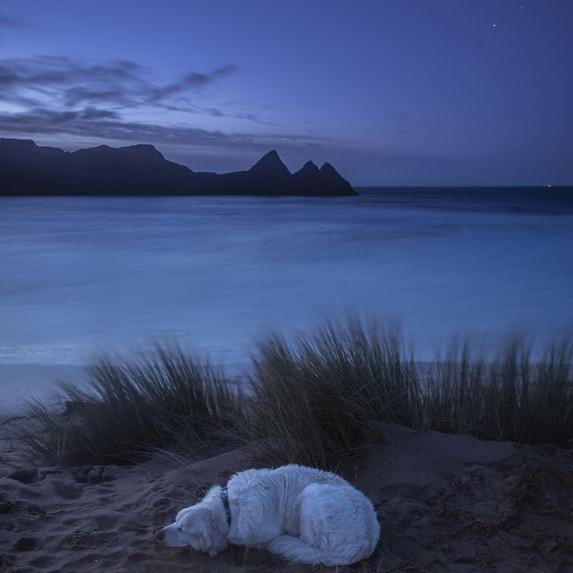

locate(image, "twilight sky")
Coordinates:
0 0 572 185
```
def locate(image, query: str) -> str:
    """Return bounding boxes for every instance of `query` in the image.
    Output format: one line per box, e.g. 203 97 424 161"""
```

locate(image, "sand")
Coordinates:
1 419 572 572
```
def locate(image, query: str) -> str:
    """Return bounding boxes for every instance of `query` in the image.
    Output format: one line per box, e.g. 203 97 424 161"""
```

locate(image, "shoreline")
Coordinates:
0 363 87 415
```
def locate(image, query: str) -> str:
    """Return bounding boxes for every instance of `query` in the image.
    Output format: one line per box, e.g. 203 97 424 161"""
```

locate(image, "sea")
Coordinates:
1 188 572 411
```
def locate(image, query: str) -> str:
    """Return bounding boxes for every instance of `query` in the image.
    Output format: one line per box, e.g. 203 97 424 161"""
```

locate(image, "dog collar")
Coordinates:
221 485 232 526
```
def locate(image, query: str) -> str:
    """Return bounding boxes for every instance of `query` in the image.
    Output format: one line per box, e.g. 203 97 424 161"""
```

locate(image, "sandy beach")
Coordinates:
1 418 572 573
1 0 572 570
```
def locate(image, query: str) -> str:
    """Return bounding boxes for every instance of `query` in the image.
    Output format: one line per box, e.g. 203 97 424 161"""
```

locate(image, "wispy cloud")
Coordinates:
0 55 236 110
0 106 328 156
0 56 407 181
0 53 313 160
0 13 23 30
148 65 237 101
0 12 25 44
0 53 293 154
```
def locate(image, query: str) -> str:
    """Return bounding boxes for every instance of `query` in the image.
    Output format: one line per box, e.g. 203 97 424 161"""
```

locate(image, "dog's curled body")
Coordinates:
163 464 380 566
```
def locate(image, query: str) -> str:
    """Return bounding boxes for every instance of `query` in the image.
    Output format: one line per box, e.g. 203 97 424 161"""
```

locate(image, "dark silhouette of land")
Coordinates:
0 139 356 196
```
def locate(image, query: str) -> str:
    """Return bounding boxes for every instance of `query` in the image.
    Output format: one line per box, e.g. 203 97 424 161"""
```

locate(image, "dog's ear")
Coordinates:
193 507 212 524
178 506 209 528
175 505 194 523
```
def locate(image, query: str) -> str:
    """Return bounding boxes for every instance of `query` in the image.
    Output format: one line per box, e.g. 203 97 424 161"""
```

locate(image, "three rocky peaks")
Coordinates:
0 139 356 196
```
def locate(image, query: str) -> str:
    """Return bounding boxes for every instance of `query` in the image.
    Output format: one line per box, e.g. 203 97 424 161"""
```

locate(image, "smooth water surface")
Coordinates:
1 189 572 408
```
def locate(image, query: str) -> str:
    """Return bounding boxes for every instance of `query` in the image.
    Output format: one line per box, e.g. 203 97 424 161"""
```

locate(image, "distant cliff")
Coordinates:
0 139 356 197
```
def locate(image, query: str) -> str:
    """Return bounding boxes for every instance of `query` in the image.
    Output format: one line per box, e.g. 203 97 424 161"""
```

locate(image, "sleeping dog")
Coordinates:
162 464 380 566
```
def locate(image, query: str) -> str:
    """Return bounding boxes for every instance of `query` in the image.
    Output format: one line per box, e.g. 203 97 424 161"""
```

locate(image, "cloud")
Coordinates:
0 53 325 164
0 12 25 44
0 54 286 153
0 55 236 111
0 85 442 183
0 13 23 29
0 106 325 155
148 65 237 101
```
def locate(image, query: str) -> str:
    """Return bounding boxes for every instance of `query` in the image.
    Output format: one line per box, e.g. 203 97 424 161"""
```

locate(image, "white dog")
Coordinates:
162 464 380 567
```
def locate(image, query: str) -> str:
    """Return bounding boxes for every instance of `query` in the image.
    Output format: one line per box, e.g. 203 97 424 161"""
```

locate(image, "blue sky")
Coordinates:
0 0 572 185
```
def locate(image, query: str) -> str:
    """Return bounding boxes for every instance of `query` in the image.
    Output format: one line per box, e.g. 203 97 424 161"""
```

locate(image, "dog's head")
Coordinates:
162 505 228 557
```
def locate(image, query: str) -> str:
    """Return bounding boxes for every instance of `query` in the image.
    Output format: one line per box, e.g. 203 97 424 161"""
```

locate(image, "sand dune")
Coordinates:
1 420 572 572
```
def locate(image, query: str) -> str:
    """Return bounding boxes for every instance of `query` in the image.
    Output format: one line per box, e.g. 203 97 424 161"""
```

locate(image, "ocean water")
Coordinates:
1 189 572 408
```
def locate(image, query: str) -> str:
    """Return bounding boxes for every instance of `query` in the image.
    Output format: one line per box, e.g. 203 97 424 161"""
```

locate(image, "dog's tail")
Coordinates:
265 535 357 566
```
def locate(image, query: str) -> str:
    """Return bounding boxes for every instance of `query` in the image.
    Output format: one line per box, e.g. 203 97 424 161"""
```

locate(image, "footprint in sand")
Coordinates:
94 512 120 529
71 466 117 484
49 479 84 500
13 536 39 551
6 468 39 485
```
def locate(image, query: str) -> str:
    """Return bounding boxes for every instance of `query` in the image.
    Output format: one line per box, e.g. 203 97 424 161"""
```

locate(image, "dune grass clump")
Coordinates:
15 346 244 466
424 337 573 446
248 324 573 465
14 320 573 469
248 320 421 467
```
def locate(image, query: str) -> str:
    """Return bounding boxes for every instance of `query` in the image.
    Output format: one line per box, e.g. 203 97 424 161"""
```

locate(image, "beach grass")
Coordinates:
424 336 573 445
14 345 245 465
248 320 421 467
14 320 573 467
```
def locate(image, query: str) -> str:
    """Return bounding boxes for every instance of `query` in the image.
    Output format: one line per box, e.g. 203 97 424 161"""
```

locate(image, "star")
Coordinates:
492 23 498 29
